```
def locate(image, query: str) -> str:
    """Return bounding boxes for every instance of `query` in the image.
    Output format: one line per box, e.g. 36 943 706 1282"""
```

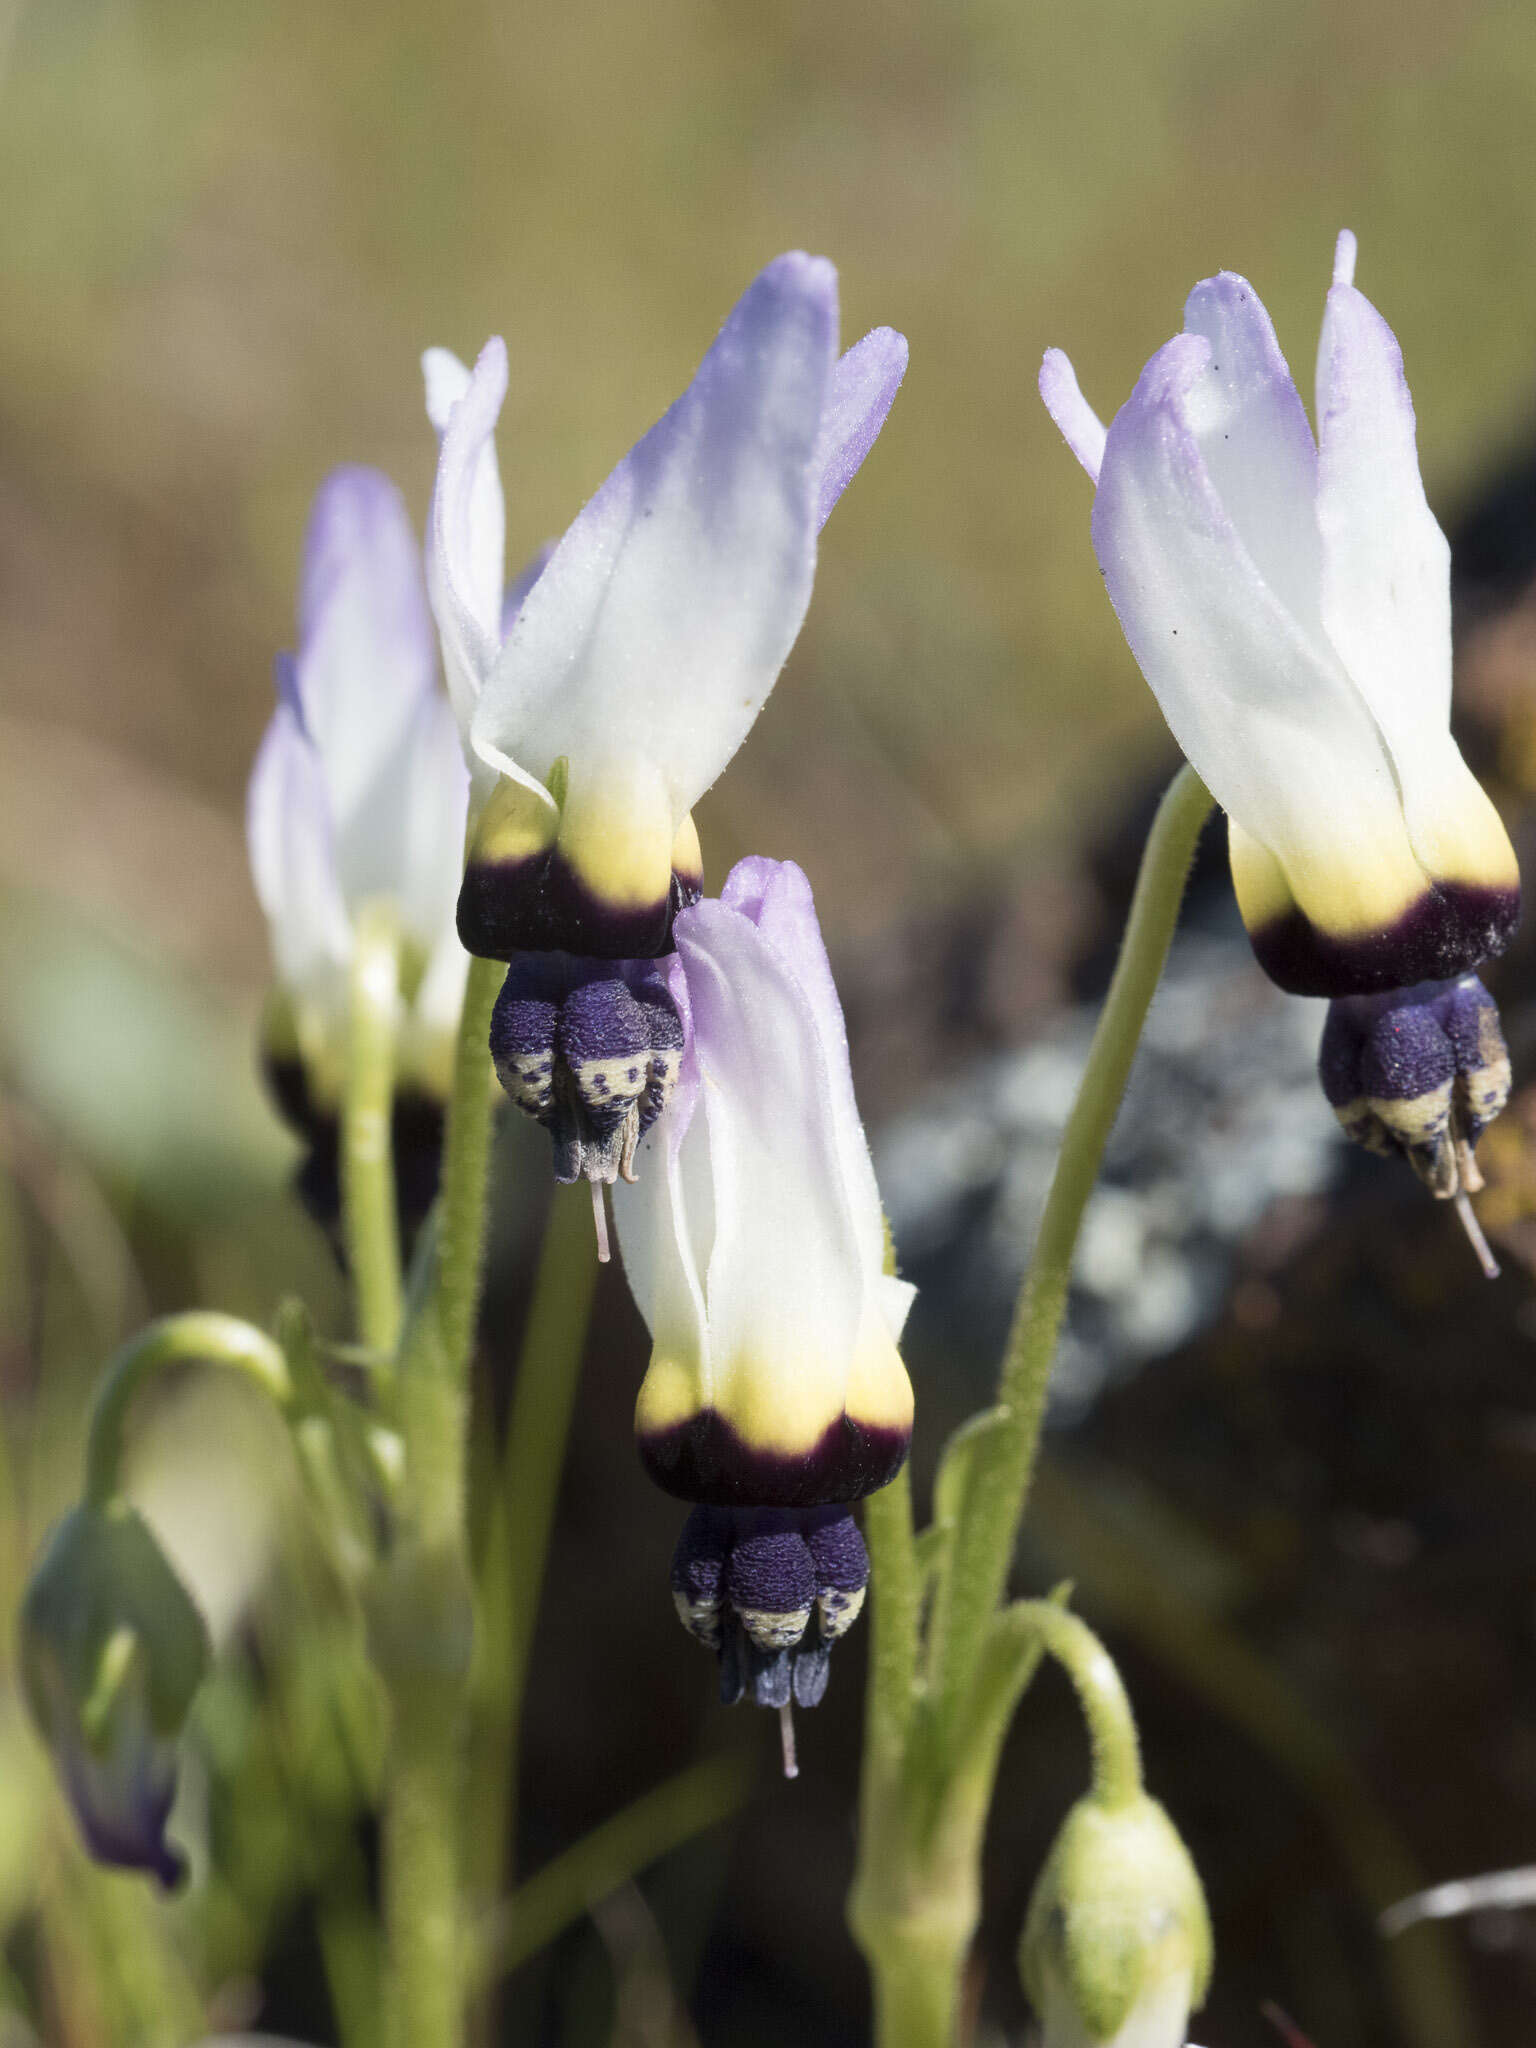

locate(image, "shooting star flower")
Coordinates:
1041 230 1519 999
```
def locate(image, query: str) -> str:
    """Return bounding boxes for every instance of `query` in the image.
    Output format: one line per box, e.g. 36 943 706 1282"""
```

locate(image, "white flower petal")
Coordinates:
1180 271 1324 639
1040 348 1107 483
292 468 436 846
246 696 350 1001
1092 330 1422 931
424 338 512 766
816 326 908 529
470 253 838 830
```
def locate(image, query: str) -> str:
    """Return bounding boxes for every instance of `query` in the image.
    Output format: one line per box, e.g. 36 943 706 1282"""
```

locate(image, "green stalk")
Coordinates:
381 950 503 2048
851 766 1211 2048
994 1602 1142 1811
342 903 404 1358
84 1312 295 1506
931 765 1211 1741
470 1179 597 1913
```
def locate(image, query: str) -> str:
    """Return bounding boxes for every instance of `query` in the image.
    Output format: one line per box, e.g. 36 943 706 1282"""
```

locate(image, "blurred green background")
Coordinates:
8 3 1536 2045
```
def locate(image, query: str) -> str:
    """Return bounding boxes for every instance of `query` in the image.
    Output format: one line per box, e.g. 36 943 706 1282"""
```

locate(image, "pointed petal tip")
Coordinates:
1039 347 1108 484
1333 228 1358 288
761 249 839 304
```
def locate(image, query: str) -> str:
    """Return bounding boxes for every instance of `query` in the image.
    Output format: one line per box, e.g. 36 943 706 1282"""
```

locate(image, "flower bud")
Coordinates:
1020 1793 1212 2048
18 1501 210 1886
1318 973 1511 1196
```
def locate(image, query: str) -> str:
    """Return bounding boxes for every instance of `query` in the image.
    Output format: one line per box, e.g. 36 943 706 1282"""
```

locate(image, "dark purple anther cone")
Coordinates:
669 1505 869 1713
489 956 684 1184
1318 973 1511 1197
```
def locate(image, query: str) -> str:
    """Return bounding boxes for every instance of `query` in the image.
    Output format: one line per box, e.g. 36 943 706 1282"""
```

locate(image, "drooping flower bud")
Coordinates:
1020 1793 1212 2048
1318 973 1510 1197
670 1504 868 1710
18 1501 211 1886
489 956 684 1184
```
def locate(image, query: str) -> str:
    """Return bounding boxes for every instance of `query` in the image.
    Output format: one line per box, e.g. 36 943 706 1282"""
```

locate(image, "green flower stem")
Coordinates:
996 1602 1142 1811
931 765 1211 1741
83 1312 294 1506
470 1179 598 1912
342 904 404 1359
381 949 503 2048
467 1751 754 1994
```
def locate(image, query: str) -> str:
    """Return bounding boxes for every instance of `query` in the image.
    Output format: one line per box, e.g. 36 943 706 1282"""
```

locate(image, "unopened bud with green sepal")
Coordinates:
18 1500 210 1887
1020 1792 1212 2048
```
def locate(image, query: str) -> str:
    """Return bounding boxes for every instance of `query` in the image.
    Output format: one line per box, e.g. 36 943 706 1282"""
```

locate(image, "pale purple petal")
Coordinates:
1093 330 1406 872
668 895 863 1399
471 253 838 822
1315 261 1452 749
246 702 350 995
815 327 907 529
425 338 510 755
717 858 906 1326
611 952 709 1383
292 468 436 839
500 540 554 642
1039 348 1106 483
1180 272 1323 636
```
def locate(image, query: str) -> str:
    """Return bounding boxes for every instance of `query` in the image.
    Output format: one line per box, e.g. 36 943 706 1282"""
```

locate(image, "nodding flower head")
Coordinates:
19 1501 210 1888
423 255 907 962
614 857 915 1513
1041 230 1519 1000
247 466 470 1229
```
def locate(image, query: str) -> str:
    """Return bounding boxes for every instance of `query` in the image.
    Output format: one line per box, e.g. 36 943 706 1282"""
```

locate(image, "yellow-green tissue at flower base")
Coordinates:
1041 229 1519 999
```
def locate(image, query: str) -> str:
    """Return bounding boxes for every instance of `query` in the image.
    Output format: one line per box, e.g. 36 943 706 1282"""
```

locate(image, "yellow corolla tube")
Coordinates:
1041 230 1519 998
423 256 909 960
614 858 915 1509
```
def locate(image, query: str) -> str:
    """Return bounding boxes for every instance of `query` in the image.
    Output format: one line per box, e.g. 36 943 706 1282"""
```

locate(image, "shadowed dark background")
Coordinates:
8 3 1536 2044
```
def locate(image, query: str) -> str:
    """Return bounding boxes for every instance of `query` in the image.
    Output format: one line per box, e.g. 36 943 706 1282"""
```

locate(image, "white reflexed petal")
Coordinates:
815 326 908 530
471 253 837 825
396 690 470 955
672 897 863 1407
1093 331 1407 879
500 540 554 642
718 857 885 1281
1039 348 1107 483
424 338 512 763
1315 267 1456 841
293 467 436 840
612 957 711 1386
1181 272 1324 639
246 699 350 998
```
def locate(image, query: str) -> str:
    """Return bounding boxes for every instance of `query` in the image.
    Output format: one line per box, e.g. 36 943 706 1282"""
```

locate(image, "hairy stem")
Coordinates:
932 765 1211 1739
381 950 503 2048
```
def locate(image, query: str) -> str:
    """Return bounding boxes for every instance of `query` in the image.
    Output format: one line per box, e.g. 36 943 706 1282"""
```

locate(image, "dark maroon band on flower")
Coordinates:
457 850 703 961
1248 880 1519 999
639 1408 910 1508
